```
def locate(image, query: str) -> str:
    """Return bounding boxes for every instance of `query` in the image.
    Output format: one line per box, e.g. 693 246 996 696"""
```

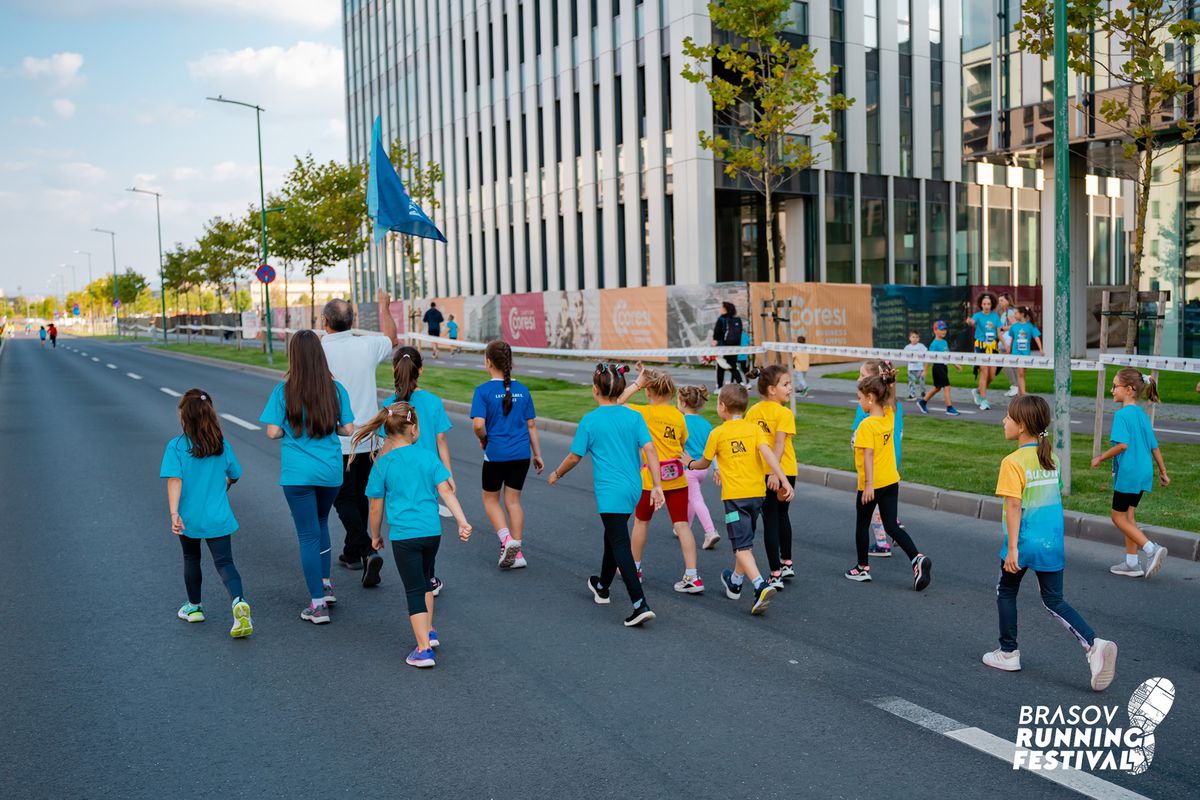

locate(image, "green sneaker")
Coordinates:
177 602 205 623
230 599 253 638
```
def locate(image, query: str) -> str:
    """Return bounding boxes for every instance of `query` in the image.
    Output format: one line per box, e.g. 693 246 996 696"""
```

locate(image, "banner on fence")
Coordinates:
241 311 260 339
543 290 600 350
748 282 871 361
871 285 972 350
666 283 750 351
600 287 666 351
465 295 501 342
501 292 547 347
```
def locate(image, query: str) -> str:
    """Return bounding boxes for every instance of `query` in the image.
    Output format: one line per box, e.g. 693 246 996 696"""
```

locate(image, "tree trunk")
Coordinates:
1124 145 1155 354
310 272 316 329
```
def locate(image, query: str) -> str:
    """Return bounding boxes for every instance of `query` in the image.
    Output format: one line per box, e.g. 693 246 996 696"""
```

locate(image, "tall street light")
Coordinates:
92 228 118 334
74 249 93 331
58 263 77 293
127 187 169 345
207 94 274 364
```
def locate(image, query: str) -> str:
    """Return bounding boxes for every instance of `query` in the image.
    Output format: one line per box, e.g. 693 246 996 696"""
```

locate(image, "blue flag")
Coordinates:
367 116 446 243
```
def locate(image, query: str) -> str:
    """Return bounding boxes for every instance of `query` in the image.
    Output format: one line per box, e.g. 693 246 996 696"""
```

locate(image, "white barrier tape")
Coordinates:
400 331 766 359
1099 353 1200 373
764 341 1103 372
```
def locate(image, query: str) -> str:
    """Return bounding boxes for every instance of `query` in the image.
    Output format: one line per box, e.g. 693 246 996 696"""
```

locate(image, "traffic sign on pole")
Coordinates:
256 264 276 284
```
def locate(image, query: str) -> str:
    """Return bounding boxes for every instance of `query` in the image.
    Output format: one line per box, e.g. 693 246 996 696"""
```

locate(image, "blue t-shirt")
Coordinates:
1111 404 1159 494
972 311 1002 344
738 331 751 363
380 388 453 456
683 413 714 460
470 378 536 461
447 320 459 338
570 405 652 514
929 338 949 355
259 381 353 487
996 445 1065 571
365 445 451 540
1009 322 1041 356
159 435 243 538
853 402 904 468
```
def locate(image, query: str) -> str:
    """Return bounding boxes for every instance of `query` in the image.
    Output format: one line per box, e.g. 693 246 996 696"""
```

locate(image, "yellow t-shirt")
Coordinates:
628 403 689 491
745 400 797 476
702 418 770 501
792 352 810 371
853 410 901 490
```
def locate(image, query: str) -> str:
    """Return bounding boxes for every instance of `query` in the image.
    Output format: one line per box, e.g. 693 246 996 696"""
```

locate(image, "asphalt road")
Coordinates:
2 336 1197 800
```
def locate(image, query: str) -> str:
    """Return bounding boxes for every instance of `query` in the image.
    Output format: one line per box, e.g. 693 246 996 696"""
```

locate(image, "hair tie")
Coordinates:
1038 430 1048 439
200 394 208 401
385 406 393 417
595 362 607 372
1142 372 1151 383
401 353 412 359
406 410 412 423
616 365 629 375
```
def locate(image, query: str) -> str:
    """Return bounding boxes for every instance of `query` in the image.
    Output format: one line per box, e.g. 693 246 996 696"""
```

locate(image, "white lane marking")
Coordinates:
91 357 99 362
159 387 182 397
106 363 117 369
219 413 260 431
1156 427 1200 437
126 372 142 380
80 352 87 356
870 696 1149 800
528 368 547 374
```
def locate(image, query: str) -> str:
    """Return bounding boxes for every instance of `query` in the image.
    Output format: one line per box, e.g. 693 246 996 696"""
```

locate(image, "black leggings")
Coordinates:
392 536 440 616
598 513 645 605
180 535 244 604
854 483 920 566
715 361 744 388
761 476 796 571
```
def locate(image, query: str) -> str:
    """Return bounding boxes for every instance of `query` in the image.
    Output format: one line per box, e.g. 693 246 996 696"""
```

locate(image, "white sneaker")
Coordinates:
1144 545 1168 579
1087 638 1118 691
498 538 522 569
1006 386 1019 397
512 551 527 569
971 388 981 406
1110 561 1144 578
982 648 1021 672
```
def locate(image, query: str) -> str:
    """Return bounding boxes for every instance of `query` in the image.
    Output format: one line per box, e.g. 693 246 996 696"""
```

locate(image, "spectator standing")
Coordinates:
423 302 445 359
711 302 745 388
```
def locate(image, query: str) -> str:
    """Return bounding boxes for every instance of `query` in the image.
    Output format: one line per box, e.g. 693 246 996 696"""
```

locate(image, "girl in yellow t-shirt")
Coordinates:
745 364 797 589
847 370 932 590
618 363 704 594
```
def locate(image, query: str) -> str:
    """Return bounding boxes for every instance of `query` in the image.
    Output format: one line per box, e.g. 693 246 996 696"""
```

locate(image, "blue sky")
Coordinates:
0 0 346 298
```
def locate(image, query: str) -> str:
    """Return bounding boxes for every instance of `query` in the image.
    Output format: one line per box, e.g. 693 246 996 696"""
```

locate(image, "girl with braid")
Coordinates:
470 340 544 569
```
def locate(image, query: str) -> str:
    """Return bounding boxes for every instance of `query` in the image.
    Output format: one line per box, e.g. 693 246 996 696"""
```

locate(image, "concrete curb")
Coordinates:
143 344 1200 560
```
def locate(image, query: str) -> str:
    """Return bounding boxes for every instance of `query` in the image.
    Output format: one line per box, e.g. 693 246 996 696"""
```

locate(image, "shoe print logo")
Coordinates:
1125 677 1175 775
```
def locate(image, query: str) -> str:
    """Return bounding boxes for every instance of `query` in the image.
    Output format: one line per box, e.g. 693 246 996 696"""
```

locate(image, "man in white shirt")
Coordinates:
321 289 398 586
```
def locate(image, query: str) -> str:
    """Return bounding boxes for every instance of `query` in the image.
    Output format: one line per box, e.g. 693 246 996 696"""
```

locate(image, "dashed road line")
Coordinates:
90 357 99 362
126 372 142 380
159 387 182 397
219 413 260 431
1156 427 1199 437
106 363 117 369
869 696 1148 800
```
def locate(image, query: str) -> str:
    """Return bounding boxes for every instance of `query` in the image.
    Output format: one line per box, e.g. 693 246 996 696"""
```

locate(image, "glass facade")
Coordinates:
893 178 920 285
926 182 951 285
825 171 854 283
861 175 887 285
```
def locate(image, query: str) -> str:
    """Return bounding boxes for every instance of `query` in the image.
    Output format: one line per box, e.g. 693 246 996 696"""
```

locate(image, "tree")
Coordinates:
1015 1 1200 353
388 138 444 297
197 215 256 312
113 269 149 308
682 0 851 307
277 154 370 326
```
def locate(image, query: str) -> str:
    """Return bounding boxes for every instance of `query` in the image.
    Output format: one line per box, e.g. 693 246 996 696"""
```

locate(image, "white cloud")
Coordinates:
0 161 33 173
62 161 107 180
28 116 48 128
52 98 76 118
188 41 343 116
171 166 203 181
21 52 84 90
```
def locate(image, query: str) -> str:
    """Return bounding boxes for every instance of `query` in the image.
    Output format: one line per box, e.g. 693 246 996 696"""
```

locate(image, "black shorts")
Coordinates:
1112 491 1143 512
482 458 531 493
931 363 950 389
723 498 763 552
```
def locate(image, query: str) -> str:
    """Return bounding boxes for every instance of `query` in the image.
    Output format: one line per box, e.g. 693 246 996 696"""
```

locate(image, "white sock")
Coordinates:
323 579 333 588
1142 541 1158 555
685 568 697 579
497 527 511 544
1126 554 1140 568
730 572 745 586
311 598 325 608
635 561 642 571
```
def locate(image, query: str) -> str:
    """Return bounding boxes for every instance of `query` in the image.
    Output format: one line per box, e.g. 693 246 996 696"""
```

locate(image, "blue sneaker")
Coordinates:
428 628 440 648
946 406 961 416
720 569 742 600
917 399 929 414
406 647 436 668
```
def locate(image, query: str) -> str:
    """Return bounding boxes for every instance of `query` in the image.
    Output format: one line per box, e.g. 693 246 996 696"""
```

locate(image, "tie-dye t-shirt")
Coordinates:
994 444 1064 571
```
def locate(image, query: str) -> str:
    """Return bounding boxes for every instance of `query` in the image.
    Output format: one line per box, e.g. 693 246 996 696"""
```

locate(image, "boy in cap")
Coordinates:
917 321 962 416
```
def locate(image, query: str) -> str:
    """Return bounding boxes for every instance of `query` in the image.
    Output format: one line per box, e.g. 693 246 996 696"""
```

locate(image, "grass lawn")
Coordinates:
153 342 1200 532
826 364 1200 405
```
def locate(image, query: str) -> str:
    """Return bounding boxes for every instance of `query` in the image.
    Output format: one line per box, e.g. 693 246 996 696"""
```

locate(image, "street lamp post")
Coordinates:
74 250 94 332
207 95 273 364
1052 0 1072 493
127 187 169 345
92 228 118 336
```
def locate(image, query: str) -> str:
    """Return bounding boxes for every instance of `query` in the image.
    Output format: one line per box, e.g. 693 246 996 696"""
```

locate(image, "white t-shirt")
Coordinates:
902 342 927 372
321 330 395 454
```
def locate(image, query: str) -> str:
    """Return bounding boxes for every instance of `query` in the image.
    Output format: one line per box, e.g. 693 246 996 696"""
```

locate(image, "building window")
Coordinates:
865 49 880 174
930 60 944 180
899 55 913 177
783 1 808 34
926 182 951 286
898 0 911 55
956 184 983 285
929 0 942 60
987 186 1013 285
830 0 843 42
825 171 854 283
894 177 920 284
861 175 887 284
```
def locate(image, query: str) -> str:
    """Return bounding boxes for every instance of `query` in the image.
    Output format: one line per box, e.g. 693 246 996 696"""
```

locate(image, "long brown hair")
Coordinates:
392 346 423 401
860 359 898 409
1115 367 1161 403
678 384 709 411
284 329 339 438
747 363 789 397
593 363 628 400
639 366 676 399
485 340 515 415
348 402 419 464
179 388 224 458
1007 394 1056 470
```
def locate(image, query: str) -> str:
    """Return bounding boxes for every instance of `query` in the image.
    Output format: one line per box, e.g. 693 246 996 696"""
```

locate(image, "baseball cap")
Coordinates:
933 320 947 331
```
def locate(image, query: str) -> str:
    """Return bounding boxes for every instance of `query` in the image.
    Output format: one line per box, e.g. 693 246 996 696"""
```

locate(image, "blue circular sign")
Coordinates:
256 264 276 284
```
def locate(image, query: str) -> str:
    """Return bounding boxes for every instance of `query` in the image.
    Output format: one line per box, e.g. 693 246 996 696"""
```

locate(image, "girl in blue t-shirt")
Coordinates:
1091 368 1171 580
352 402 472 668
1007 306 1043 396
381 345 455 595
470 340 543 570
965 293 1002 410
548 364 664 627
160 388 252 638
259 330 355 624
677 385 720 550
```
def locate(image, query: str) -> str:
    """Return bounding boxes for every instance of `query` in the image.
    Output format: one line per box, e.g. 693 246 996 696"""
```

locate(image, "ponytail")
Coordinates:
392 346 423 401
1115 367 1161 404
485 340 515 415
593 363 629 400
861 359 898 409
348 402 418 465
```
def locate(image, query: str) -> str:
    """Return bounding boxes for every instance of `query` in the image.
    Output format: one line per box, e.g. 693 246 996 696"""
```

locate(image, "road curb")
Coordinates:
143 344 1200 558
